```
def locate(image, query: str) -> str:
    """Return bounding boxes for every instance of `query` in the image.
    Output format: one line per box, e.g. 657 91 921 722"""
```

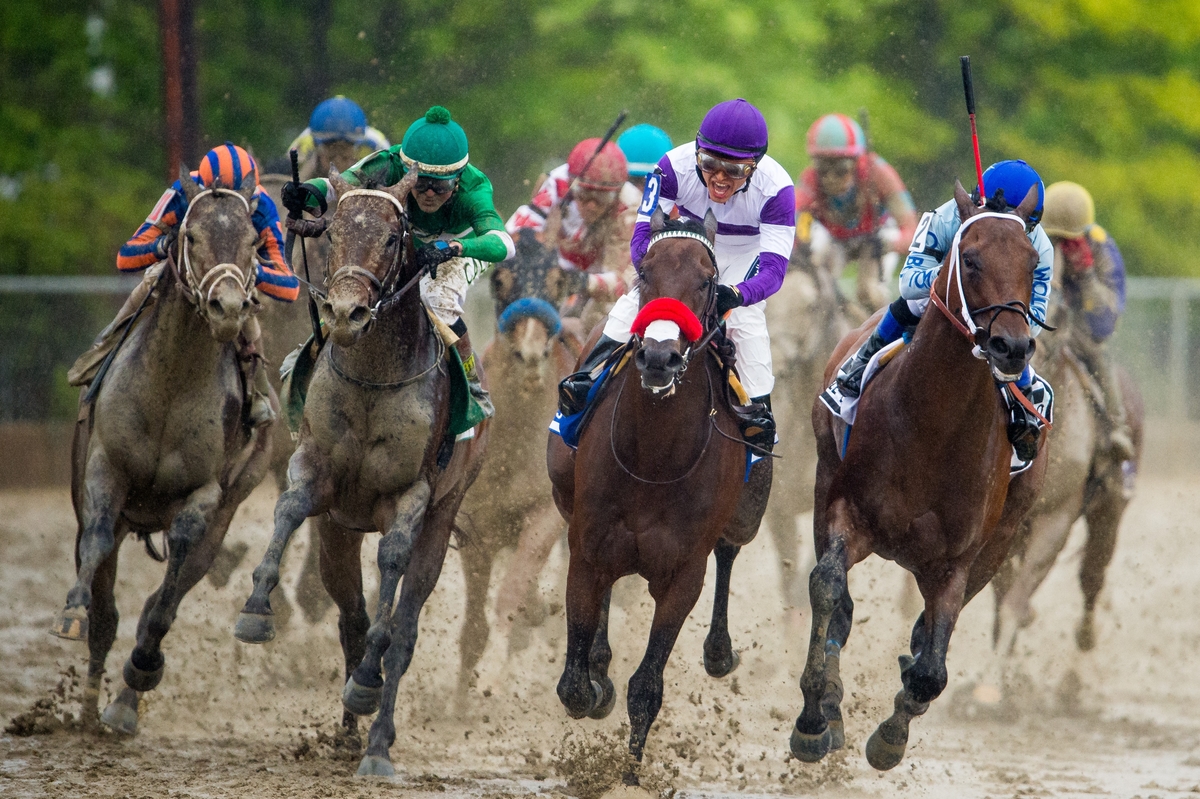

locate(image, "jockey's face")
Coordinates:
573 187 619 225
816 157 857 196
411 176 458 213
697 148 755 204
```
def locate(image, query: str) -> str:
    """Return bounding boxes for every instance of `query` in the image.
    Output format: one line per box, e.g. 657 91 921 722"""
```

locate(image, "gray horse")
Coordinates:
234 168 489 777
51 168 274 734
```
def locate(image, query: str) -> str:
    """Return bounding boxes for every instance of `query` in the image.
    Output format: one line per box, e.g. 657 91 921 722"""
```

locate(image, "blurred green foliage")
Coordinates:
1 0 1199 278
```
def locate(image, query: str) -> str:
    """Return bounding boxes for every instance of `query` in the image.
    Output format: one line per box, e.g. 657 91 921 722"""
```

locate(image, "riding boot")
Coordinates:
558 335 622 416
1006 369 1054 462
1095 355 1135 460
835 297 916 399
741 394 776 454
454 329 494 420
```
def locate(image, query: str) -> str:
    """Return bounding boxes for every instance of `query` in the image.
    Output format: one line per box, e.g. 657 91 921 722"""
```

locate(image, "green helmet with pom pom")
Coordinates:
399 106 469 177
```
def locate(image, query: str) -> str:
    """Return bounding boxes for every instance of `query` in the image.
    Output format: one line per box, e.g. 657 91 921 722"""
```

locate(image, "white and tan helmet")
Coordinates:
1042 181 1095 238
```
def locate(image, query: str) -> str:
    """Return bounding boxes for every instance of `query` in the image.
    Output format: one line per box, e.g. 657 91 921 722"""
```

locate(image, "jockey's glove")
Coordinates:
715 284 743 317
281 181 328 218
416 241 456 280
154 227 178 259
285 216 329 238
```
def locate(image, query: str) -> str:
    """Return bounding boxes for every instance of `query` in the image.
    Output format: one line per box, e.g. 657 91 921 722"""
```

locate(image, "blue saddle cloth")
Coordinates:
549 360 616 450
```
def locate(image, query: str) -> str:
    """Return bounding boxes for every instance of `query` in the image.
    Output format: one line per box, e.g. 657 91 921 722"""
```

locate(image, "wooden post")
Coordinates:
159 0 185 182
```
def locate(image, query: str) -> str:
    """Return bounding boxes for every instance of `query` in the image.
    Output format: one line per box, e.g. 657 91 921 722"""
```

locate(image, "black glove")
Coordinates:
285 216 329 238
715 284 743 317
281 181 328 218
415 241 456 280
154 227 178 258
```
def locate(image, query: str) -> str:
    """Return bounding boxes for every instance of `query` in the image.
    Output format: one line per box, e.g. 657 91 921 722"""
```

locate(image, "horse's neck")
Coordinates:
617 354 718 465
897 310 1001 437
140 281 232 383
331 293 432 378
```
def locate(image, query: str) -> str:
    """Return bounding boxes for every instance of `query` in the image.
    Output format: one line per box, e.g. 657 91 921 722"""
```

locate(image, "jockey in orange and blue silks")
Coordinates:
118 143 299 303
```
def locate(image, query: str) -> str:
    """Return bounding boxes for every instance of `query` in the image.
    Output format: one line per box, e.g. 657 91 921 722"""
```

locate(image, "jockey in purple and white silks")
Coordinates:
557 99 796 452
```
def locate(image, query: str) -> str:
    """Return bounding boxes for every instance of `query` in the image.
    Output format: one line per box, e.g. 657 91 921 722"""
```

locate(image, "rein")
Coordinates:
328 331 445 390
174 188 257 310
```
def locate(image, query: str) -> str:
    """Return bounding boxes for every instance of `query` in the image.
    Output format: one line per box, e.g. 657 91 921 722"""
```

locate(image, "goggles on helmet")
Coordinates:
573 187 619 206
414 176 458 195
696 150 756 180
816 157 856 177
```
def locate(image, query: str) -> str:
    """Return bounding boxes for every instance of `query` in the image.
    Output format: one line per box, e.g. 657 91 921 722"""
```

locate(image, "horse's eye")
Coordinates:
701 277 713 290
185 232 195 244
385 233 398 248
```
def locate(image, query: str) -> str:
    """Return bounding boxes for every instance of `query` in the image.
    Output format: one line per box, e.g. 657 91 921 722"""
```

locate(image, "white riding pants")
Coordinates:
419 256 491 326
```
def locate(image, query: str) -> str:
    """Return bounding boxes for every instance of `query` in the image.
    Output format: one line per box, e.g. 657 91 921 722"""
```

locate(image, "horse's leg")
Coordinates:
557 544 612 721
343 479 431 720
992 509 1075 658
102 481 226 735
790 535 848 763
818 549 854 752
626 556 708 778
765 500 808 627
82 529 125 729
455 536 497 713
235 450 331 643
54 449 128 640
586 588 616 720
316 515 368 736
1077 488 1125 652
357 493 454 778
297 521 334 624
865 567 968 771
493 504 562 650
703 539 741 678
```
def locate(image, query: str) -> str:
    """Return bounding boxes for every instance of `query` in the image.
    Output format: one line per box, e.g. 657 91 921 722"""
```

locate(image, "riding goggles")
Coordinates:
573 187 619 205
816 157 856 177
415 176 458 195
696 150 756 180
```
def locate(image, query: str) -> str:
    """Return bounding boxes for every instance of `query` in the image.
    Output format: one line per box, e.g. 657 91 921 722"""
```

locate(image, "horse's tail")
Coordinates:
137 531 168 562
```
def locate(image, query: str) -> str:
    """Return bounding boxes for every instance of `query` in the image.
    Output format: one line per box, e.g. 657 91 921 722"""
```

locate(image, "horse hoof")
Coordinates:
865 725 907 771
100 696 139 736
233 611 276 644
587 677 617 720
50 606 88 641
123 656 164 692
827 717 845 751
356 754 395 777
343 676 382 717
703 648 740 678
789 722 832 763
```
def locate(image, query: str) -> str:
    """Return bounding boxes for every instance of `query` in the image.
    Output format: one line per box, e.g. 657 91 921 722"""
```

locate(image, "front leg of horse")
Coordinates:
234 469 327 643
557 551 610 720
791 536 849 763
53 450 128 641
586 589 617 719
703 539 741 678
344 480 430 719
865 571 966 771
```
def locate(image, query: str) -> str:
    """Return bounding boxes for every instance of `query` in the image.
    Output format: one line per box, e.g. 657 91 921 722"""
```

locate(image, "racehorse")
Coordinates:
51 167 274 734
454 230 584 709
978 276 1143 708
233 167 489 777
793 182 1049 770
547 211 772 784
763 249 852 625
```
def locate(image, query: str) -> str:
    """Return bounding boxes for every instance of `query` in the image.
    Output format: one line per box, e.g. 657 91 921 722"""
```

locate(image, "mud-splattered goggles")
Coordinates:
696 150 756 179
573 187 620 205
415 176 458 195
816 157 856 177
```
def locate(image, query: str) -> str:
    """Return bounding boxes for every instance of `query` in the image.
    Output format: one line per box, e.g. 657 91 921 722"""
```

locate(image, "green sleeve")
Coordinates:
456 178 511 262
304 147 404 211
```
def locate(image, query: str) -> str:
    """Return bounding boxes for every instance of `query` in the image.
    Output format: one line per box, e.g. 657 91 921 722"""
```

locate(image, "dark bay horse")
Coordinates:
793 182 1049 770
234 168 488 777
547 211 772 784
51 168 273 733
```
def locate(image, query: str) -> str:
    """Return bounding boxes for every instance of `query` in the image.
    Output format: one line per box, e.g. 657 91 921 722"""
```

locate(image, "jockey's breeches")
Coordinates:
420 256 491 327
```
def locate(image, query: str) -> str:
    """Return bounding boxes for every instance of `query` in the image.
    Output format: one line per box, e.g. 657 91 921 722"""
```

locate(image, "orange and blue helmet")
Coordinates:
197 143 258 191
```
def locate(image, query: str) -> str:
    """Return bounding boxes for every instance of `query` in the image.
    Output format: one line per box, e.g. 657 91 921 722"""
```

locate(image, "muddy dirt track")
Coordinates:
4 422 1200 798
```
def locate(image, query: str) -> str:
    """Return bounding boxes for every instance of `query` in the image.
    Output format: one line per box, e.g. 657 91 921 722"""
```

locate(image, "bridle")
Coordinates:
173 188 257 312
928 210 1055 360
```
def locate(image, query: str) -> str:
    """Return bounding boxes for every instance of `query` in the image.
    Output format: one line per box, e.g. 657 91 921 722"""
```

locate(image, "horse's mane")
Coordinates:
357 165 394 191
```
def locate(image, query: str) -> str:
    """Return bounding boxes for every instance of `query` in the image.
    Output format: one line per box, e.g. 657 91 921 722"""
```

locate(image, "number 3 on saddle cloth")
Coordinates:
818 340 1054 476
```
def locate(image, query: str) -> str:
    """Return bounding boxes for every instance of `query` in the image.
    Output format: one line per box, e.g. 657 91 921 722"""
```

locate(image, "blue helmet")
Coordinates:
975 159 1045 225
309 96 368 143
618 124 673 177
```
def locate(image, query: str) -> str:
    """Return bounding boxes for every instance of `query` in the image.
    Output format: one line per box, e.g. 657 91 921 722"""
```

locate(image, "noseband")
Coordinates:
174 188 257 312
928 210 1055 359
322 188 420 322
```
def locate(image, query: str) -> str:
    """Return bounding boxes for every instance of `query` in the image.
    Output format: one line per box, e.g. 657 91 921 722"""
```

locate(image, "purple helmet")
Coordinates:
696 99 768 161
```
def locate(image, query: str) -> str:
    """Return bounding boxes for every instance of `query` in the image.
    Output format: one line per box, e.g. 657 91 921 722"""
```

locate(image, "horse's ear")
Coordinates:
1013 184 1040 225
544 267 565 302
650 206 666 234
702 208 718 245
179 164 201 203
491 265 515 302
387 166 420 207
328 166 353 204
239 168 258 207
953 179 978 219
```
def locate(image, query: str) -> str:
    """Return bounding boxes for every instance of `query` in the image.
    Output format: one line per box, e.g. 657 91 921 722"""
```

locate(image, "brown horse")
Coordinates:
547 211 772 783
51 168 273 734
793 182 1049 770
454 231 583 709
233 168 488 777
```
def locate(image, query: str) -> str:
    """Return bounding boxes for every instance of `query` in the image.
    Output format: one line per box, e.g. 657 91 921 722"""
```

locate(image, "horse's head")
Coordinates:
322 166 418 347
177 165 260 342
489 230 573 382
943 180 1042 382
632 208 718 393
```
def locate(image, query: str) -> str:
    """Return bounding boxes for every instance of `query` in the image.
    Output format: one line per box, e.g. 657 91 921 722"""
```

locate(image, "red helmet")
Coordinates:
806 114 867 158
567 139 627 191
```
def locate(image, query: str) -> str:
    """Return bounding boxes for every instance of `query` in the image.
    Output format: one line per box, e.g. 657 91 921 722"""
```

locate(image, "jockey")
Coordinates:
69 143 298 426
618 123 674 192
505 138 640 302
288 96 390 180
834 159 1055 459
1041 180 1135 460
284 105 514 419
559 98 797 452
796 113 918 312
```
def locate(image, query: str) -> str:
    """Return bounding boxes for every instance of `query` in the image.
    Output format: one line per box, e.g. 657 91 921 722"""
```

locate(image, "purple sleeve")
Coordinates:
736 252 788 306
631 155 680 268
632 221 651 268
760 185 796 227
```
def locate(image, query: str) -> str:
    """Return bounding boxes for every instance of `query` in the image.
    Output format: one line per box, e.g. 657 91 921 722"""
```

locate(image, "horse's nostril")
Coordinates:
208 298 223 316
349 307 369 326
667 351 684 370
241 299 251 312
